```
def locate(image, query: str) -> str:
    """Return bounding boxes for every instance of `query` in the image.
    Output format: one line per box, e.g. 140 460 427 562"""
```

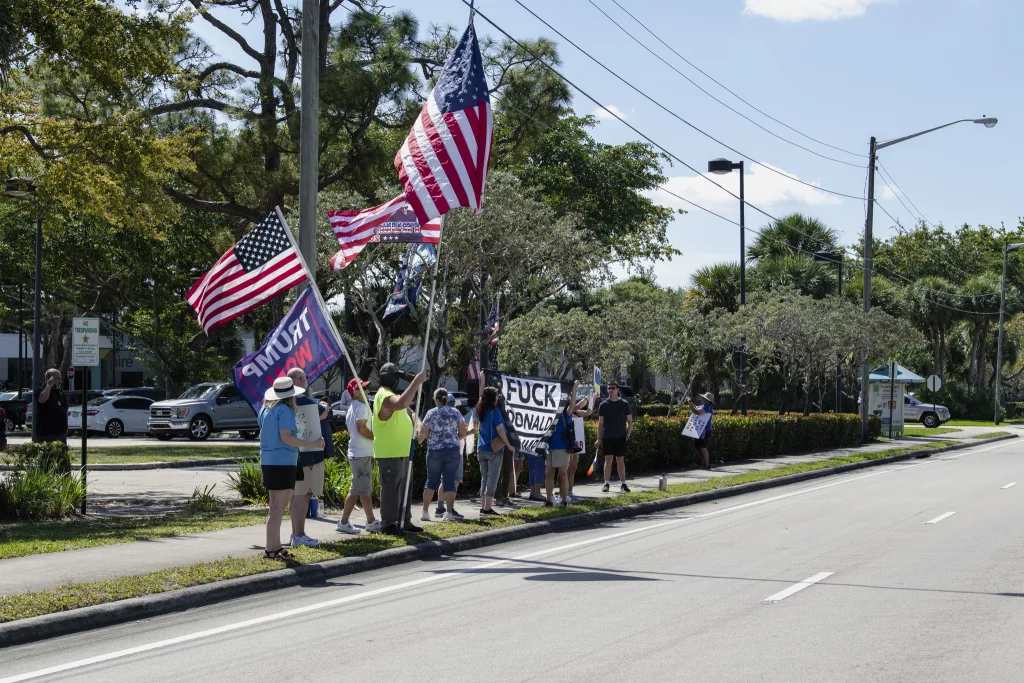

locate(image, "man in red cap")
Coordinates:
336 377 381 534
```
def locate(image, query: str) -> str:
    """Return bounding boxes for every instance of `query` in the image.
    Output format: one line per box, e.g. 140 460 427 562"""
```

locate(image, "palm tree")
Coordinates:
749 213 840 262
688 262 741 314
749 253 833 299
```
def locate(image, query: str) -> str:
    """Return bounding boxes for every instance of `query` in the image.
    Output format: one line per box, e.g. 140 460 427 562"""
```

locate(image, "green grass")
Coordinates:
0 510 269 560
0 437 977 624
903 427 961 438
946 420 998 427
2 445 258 466
972 431 1012 439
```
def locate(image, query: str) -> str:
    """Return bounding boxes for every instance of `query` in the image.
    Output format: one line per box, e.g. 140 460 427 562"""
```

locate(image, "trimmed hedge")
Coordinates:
330 412 880 500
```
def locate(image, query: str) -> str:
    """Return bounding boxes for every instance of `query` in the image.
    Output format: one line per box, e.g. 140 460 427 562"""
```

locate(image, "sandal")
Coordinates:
263 548 291 560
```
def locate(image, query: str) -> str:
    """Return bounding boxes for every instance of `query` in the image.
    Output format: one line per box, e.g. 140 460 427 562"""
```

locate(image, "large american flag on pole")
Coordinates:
187 210 308 333
328 196 440 270
395 21 492 226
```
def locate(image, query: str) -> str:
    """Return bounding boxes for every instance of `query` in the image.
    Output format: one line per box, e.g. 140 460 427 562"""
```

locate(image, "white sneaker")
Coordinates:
335 522 359 535
420 509 431 522
553 495 562 504
443 512 460 522
364 519 383 533
290 534 319 548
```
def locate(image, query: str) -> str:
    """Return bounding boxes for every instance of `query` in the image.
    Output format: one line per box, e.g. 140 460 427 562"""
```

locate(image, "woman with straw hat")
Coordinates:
259 376 325 559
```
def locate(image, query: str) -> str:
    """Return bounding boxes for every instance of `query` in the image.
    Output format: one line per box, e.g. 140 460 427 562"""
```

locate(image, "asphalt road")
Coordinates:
4 438 1023 682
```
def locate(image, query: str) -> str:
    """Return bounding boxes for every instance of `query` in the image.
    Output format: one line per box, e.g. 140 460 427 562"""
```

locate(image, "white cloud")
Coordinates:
880 184 902 200
649 163 841 212
592 104 627 121
743 0 893 21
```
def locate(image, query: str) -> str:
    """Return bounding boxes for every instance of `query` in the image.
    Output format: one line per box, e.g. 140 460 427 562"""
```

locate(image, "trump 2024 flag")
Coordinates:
395 21 492 225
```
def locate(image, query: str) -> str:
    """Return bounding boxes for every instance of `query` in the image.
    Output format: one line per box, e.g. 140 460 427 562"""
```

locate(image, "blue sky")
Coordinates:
187 0 1022 289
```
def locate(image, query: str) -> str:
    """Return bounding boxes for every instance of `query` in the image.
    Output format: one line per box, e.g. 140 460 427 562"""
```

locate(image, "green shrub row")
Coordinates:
0 441 83 520
327 412 880 501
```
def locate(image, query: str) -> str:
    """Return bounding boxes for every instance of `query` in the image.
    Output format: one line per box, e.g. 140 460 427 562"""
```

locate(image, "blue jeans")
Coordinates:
528 454 546 486
425 446 460 492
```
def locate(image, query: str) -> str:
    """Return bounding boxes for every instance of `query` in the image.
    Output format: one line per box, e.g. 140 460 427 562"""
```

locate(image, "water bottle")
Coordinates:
308 496 319 519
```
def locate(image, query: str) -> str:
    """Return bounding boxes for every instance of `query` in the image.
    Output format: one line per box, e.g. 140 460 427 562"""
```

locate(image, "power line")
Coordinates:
511 0 868 201
604 0 866 160
586 0 864 168
876 160 935 228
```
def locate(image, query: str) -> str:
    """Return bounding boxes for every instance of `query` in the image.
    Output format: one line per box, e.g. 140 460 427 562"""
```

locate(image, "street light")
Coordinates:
994 241 1024 425
814 251 844 412
860 117 997 442
708 157 746 415
3 178 41 441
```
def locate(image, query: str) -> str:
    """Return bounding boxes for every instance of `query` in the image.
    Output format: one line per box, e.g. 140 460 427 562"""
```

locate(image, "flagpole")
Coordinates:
275 207 371 409
399 216 445 531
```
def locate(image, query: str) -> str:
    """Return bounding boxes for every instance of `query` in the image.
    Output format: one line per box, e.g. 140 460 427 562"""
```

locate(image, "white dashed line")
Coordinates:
763 572 834 603
925 511 957 524
1001 482 1017 489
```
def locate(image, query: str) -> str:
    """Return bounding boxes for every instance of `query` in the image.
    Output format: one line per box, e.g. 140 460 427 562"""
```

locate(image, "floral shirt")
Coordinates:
423 405 465 451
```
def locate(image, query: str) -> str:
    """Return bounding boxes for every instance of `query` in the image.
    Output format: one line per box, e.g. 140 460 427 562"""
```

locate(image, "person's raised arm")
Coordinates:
378 371 426 422
686 397 705 415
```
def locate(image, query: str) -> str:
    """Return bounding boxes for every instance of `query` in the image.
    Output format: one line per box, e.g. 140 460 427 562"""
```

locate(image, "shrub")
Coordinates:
321 458 353 509
184 485 221 513
0 466 86 520
227 461 267 505
5 442 71 475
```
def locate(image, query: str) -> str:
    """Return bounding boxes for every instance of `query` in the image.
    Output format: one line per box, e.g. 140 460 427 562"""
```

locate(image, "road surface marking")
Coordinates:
1002 482 1017 489
763 572 834 603
2 440 1014 683
925 511 957 524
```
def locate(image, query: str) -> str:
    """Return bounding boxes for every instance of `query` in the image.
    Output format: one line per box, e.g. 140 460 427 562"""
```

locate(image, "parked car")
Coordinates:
312 390 343 403
0 394 28 432
67 390 107 408
148 382 259 441
904 394 951 428
448 390 471 409
103 387 168 402
595 384 637 413
329 400 348 433
69 396 155 438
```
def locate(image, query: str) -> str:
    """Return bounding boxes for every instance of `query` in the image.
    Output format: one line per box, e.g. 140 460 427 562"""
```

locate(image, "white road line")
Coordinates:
2 439 1015 682
1001 482 1018 489
763 572 834 603
925 511 957 524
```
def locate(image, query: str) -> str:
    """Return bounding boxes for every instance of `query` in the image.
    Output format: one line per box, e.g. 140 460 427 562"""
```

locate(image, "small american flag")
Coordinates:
395 22 492 225
328 196 440 270
187 210 307 333
467 349 481 381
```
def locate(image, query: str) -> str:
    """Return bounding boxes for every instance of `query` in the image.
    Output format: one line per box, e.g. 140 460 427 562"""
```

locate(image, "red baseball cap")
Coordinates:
347 378 370 397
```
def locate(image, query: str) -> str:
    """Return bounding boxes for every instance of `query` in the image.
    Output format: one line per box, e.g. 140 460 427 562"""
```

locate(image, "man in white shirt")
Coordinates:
336 378 381 534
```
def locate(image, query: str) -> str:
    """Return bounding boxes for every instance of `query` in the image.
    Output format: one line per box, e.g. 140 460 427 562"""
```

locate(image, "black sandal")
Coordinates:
263 548 291 560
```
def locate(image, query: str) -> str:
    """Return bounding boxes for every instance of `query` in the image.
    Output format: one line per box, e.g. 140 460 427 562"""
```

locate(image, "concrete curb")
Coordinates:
0 456 256 472
0 434 1016 648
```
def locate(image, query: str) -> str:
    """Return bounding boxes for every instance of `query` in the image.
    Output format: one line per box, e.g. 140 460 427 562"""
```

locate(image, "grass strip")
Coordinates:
2 445 258 466
903 427 960 437
972 431 1012 439
0 438 970 624
0 510 269 560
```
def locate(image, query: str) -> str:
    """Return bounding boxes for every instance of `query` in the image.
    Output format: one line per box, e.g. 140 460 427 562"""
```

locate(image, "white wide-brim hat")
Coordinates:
699 392 716 404
264 376 305 401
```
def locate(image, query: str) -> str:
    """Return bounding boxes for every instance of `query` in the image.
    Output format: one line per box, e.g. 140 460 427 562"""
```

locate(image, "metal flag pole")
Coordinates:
399 217 445 531
275 207 371 409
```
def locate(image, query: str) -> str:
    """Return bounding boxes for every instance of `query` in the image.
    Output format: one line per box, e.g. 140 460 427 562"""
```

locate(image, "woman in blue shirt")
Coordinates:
417 388 473 522
476 386 514 516
259 376 325 559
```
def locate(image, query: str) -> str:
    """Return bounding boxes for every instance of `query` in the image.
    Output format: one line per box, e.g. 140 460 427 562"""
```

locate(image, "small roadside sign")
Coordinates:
72 317 100 367
926 375 942 392
67 367 75 380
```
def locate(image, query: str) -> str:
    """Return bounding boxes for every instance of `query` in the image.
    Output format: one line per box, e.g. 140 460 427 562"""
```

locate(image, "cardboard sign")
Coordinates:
682 412 711 439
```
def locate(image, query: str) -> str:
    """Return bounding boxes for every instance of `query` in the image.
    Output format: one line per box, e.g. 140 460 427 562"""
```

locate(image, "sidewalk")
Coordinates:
0 425 1008 596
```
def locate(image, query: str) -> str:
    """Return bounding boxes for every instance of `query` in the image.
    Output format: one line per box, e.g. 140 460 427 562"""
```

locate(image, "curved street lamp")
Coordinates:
860 117 998 442
2 178 41 442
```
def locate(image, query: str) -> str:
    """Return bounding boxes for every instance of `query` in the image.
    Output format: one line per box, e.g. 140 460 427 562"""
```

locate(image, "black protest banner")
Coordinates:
484 370 574 456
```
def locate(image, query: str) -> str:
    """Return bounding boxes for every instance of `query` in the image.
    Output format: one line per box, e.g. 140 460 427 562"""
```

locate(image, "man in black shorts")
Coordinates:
595 383 633 493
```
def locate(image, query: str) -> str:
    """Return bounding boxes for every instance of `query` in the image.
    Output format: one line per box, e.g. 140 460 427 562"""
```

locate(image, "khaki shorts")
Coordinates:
547 449 571 468
293 461 325 497
349 457 374 496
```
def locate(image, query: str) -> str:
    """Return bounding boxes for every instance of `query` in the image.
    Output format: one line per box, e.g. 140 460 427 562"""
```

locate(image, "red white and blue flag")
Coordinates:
395 22 492 225
467 349 481 381
328 197 441 270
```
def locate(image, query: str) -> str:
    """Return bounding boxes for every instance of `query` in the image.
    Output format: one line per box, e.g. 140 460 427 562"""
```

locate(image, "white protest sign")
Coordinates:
488 370 574 455
682 411 711 439
294 401 322 452
72 317 100 367
573 416 586 455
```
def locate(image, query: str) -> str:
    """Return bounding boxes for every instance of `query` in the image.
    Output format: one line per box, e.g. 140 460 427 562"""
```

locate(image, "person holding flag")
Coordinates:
373 363 426 535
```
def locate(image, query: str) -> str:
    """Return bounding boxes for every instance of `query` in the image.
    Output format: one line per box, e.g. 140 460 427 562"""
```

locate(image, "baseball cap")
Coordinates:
347 378 370 397
379 362 415 382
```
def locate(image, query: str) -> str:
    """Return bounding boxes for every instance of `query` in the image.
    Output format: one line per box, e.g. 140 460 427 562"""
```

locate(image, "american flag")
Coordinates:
328 196 440 270
395 22 492 226
187 210 307 333
467 349 481 381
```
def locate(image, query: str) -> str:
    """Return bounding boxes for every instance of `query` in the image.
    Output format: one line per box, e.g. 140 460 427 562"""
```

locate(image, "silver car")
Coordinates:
904 394 951 428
